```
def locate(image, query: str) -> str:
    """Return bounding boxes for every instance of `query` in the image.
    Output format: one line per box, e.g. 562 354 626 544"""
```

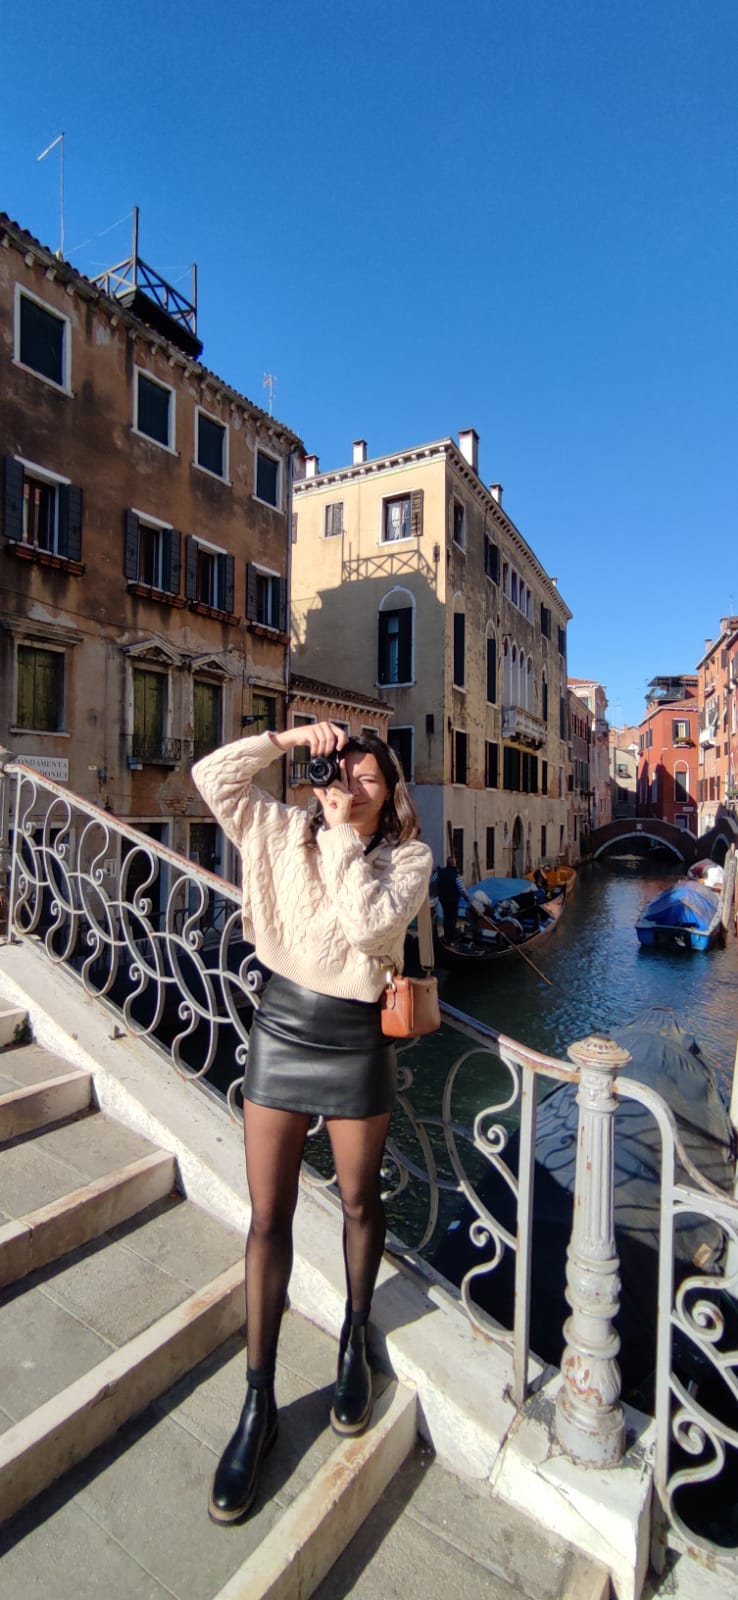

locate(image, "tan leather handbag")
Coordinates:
380 897 440 1039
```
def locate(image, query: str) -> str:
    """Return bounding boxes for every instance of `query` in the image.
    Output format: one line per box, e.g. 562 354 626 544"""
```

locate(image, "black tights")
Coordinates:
242 1101 390 1376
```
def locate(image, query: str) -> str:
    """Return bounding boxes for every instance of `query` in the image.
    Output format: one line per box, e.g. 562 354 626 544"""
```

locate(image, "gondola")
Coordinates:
433 874 566 971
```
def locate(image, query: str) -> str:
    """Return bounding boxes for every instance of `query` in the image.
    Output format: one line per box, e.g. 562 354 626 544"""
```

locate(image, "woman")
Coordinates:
192 719 432 1524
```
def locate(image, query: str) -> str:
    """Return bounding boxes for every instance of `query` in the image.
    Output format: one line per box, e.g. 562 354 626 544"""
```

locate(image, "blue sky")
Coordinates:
3 1 736 726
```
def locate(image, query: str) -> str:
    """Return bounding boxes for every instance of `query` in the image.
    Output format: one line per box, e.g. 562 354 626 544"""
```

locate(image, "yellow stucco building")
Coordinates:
291 431 572 877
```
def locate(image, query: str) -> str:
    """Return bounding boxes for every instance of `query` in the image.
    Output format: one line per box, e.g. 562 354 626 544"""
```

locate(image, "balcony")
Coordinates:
128 734 185 768
699 724 718 749
502 704 546 748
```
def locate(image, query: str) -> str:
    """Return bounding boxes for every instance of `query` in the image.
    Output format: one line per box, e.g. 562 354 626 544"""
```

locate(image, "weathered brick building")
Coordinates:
0 212 302 877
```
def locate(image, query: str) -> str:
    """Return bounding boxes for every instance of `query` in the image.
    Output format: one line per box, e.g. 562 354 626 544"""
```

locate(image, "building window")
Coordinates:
484 537 499 583
485 741 499 788
186 536 235 612
540 604 552 640
135 371 174 449
672 718 690 745
452 500 465 549
16 289 69 389
486 637 497 704
503 745 520 791
325 502 344 537
558 625 567 657
542 672 548 723
124 512 180 594
559 696 566 738
196 411 227 479
453 612 465 688
16 644 64 731
3 458 82 561
381 490 423 544
485 826 495 871
674 766 689 803
252 693 278 732
453 730 467 785
132 668 168 761
388 726 414 780
378 602 412 685
255 449 281 508
451 828 464 875
542 760 548 794
246 563 286 631
289 713 316 783
193 680 222 762
541 825 547 858
189 821 221 873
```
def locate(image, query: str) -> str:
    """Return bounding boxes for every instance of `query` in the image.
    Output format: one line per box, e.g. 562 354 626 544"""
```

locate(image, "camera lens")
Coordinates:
306 753 342 787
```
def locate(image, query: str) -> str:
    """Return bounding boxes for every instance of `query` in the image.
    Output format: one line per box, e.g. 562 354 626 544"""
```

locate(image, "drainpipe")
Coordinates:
281 447 298 803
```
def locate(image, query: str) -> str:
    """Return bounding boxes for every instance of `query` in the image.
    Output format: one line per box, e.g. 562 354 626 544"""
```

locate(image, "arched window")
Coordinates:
541 669 548 723
511 643 518 706
377 587 414 685
526 656 534 711
503 638 512 703
674 762 689 804
486 625 497 704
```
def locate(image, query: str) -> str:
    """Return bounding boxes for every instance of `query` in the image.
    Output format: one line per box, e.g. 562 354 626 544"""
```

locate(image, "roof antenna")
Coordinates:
263 372 277 416
37 132 65 258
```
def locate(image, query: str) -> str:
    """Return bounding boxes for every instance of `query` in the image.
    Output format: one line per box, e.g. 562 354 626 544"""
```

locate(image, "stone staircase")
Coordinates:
0 1004 610 1599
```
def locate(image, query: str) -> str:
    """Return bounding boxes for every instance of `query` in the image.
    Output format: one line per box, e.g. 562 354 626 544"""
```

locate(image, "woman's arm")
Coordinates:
316 828 432 956
191 731 286 848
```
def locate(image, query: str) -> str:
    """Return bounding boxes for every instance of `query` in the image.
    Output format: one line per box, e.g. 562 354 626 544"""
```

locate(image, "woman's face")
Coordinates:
342 751 390 838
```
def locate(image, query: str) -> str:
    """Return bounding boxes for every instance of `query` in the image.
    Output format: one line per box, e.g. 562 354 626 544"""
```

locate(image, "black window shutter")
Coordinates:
164 529 181 594
3 457 24 541
124 509 139 578
410 489 424 538
58 484 83 561
278 577 288 632
246 562 258 621
224 553 235 613
487 637 497 702
185 535 198 600
454 612 465 686
398 609 412 682
377 612 389 684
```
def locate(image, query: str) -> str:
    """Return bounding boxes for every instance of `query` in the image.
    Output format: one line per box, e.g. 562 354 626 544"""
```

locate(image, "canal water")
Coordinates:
440 862 738 1095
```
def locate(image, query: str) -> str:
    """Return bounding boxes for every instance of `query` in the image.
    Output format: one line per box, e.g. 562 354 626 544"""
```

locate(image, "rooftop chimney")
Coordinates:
490 483 503 505
352 439 367 465
458 429 479 475
305 454 320 479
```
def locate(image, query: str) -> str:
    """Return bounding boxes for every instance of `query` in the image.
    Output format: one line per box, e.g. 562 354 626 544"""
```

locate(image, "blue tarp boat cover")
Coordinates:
464 876 542 906
640 883 719 930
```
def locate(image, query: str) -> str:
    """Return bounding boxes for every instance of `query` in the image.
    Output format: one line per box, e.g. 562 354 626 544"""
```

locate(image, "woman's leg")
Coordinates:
325 1111 391 1319
242 1101 312 1373
208 1101 310 1523
325 1111 391 1434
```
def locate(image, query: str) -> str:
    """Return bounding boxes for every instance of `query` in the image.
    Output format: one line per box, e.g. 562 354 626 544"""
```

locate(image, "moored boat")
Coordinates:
636 881 724 951
433 875 565 971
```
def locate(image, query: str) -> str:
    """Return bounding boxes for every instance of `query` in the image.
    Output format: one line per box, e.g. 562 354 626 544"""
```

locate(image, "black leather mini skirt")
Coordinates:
244 973 396 1119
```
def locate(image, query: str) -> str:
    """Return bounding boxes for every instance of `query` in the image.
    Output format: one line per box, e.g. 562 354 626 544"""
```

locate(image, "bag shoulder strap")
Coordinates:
416 895 435 971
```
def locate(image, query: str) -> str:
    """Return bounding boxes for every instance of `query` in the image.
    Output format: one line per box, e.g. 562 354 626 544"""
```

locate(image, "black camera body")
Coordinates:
306 739 360 788
306 753 343 787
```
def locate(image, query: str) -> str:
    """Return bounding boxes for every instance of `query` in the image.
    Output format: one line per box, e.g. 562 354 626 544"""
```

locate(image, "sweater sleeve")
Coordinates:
191 732 287 850
316 828 432 957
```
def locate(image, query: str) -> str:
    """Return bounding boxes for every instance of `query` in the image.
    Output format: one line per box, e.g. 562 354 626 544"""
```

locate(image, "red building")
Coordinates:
637 676 698 836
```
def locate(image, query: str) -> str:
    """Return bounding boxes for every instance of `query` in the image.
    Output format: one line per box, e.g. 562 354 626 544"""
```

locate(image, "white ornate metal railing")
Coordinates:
1 757 737 1572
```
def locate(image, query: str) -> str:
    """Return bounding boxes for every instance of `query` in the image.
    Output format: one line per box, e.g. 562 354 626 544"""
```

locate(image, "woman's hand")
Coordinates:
318 773 353 828
269 720 348 756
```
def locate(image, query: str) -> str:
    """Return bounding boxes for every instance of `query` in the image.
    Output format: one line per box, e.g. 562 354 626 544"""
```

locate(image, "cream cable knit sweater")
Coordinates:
192 732 433 1003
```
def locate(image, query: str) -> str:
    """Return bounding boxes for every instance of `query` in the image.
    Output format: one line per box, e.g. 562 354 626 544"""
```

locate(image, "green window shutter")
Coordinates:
4 458 24 542
58 484 83 561
410 489 424 538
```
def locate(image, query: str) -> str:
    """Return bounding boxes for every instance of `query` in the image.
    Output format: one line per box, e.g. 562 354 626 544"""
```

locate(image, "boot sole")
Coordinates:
329 1394 373 1437
207 1420 278 1525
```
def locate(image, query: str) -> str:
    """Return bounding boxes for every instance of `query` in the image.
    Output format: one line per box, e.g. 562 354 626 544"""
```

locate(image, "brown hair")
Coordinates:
308 733 421 845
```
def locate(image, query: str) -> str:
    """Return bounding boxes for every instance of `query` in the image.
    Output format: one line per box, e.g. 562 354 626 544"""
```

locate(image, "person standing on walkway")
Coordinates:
430 856 466 942
192 720 432 1524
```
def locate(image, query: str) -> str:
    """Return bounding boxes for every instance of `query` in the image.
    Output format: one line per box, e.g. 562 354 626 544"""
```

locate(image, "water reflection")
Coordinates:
441 863 738 1092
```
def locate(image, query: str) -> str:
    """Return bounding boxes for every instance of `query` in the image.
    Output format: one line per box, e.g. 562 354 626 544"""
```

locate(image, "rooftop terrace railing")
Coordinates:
1 754 737 1577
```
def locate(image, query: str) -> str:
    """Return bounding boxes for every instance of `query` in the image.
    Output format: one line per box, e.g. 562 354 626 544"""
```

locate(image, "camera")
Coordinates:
306 753 343 787
306 739 359 788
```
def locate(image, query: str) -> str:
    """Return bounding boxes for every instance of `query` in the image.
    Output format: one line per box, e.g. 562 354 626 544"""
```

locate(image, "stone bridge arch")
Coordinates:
589 817 696 864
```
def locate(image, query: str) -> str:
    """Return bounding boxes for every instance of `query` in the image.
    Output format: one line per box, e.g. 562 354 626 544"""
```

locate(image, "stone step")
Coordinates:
0 1070 93 1141
0 1008 27 1050
0 1148 177 1287
0 1257 245 1525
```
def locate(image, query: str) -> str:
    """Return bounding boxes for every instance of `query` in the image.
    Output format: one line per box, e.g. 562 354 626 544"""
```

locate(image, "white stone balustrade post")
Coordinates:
555 1032 630 1466
0 747 14 941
